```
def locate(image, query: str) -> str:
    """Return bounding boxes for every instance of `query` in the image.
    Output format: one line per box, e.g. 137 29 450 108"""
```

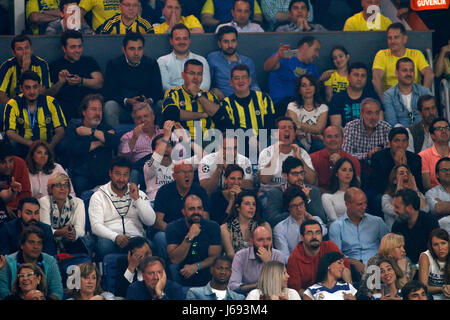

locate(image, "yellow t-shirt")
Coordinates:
26 0 60 34
372 48 430 91
324 70 349 93
154 15 203 34
201 0 262 15
343 12 392 31
79 0 120 31
444 57 450 80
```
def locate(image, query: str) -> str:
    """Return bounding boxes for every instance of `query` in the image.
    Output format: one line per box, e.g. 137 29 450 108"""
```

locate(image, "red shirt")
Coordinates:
310 149 361 191
287 240 350 291
7 156 31 209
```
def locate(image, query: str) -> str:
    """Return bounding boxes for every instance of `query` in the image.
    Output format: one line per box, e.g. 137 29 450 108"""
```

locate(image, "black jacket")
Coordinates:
103 55 163 107
0 218 56 256
370 148 423 194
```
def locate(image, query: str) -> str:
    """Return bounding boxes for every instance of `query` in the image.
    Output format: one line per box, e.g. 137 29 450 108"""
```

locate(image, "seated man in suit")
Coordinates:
114 236 152 298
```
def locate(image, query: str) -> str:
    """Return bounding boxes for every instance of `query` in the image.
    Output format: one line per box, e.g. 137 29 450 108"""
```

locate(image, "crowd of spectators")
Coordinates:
0 0 449 301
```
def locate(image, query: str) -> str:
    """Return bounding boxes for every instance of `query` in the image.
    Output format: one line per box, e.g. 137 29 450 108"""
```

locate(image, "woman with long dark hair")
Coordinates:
419 228 450 300
26 140 74 199
322 45 350 102
382 164 428 230
321 158 360 224
220 190 271 260
286 73 328 152
303 252 357 300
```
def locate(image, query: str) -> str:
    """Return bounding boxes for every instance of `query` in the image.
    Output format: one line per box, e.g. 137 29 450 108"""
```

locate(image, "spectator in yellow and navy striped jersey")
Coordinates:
3 71 66 158
96 0 154 34
224 64 275 138
0 35 51 105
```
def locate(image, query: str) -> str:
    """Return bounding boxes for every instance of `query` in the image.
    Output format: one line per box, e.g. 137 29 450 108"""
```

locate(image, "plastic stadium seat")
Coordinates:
114 124 135 140
101 253 127 293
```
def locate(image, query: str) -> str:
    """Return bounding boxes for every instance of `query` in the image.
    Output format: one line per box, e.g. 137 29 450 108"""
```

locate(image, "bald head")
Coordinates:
173 162 194 190
24 289 45 300
344 187 364 203
344 187 367 221
323 125 344 152
251 225 272 251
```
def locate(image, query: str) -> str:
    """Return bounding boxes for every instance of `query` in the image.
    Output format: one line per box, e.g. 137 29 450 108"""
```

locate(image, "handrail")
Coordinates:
441 78 450 120
426 48 435 96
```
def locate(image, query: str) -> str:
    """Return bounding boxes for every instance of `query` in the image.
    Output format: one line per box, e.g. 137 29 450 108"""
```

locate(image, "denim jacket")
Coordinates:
383 83 431 127
185 282 245 300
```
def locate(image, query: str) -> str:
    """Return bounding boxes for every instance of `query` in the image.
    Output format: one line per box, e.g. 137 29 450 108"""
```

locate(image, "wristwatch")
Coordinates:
197 92 203 99
185 236 194 243
91 128 95 137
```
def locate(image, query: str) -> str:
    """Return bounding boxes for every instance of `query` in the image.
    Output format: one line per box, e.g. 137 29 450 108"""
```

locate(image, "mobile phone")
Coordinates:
283 49 298 58
67 74 75 78
68 224 73 231
0 175 12 189
381 283 390 296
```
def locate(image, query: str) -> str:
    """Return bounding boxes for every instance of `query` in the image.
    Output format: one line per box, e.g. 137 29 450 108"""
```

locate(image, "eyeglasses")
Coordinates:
52 183 70 189
289 202 305 209
439 168 450 172
434 126 450 132
18 272 37 279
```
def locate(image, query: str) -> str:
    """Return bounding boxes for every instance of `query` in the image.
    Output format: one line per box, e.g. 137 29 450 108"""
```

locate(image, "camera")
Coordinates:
283 49 298 59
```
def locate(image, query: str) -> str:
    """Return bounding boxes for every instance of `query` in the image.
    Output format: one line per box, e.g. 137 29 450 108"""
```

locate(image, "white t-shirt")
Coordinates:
304 282 357 300
143 152 175 201
286 102 328 151
401 93 412 112
211 288 227 300
198 152 253 188
321 191 347 223
421 250 448 300
246 288 301 300
258 144 314 192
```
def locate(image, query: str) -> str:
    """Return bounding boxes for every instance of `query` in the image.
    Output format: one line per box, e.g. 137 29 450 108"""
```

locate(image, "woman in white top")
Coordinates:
382 164 428 230
321 158 360 224
304 252 357 300
39 172 87 254
418 228 450 300
66 263 115 300
246 261 300 300
286 74 328 152
26 140 74 199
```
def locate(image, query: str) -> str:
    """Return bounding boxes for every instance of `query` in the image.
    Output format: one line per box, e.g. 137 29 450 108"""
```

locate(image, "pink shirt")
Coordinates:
419 144 450 188
118 127 162 163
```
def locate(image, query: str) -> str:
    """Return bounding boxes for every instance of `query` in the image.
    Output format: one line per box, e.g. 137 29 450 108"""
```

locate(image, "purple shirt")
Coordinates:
228 246 284 291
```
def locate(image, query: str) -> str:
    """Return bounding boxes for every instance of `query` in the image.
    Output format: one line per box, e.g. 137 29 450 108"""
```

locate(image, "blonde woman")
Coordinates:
246 261 300 300
66 262 115 300
358 233 415 299
39 172 87 254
